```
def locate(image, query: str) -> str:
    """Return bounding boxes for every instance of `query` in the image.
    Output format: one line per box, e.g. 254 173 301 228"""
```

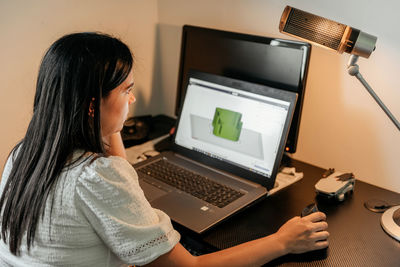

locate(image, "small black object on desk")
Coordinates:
301 203 319 217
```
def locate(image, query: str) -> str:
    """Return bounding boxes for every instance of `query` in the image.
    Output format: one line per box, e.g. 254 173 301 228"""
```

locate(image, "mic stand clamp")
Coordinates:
347 55 400 131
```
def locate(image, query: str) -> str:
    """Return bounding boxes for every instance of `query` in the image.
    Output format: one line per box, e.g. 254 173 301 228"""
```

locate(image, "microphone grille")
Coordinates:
281 7 347 51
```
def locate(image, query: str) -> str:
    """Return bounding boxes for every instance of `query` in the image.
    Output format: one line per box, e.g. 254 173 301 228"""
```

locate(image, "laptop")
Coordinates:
133 71 297 233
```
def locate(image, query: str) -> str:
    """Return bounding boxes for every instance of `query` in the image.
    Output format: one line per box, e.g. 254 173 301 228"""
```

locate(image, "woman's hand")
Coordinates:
275 212 329 254
145 212 329 267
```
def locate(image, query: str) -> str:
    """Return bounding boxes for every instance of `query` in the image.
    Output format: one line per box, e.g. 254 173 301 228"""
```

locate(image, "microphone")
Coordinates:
279 6 377 58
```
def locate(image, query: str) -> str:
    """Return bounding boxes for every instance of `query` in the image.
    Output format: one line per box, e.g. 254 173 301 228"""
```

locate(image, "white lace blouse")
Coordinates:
0 152 180 266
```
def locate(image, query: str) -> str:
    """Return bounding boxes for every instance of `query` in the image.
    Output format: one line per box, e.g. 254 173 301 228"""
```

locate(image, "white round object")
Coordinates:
381 206 400 241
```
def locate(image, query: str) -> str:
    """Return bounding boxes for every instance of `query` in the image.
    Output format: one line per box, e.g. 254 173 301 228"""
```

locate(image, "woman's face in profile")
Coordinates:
100 70 135 138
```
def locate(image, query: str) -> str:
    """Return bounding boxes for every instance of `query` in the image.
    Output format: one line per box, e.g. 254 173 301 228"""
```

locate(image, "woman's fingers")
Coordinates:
305 212 326 222
311 230 330 241
313 239 329 250
311 221 329 232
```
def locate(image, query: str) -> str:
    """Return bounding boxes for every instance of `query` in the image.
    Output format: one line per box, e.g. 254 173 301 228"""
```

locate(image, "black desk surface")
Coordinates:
173 158 400 266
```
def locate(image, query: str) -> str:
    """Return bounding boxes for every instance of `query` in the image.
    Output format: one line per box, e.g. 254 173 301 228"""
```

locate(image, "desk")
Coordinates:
172 159 400 266
124 116 400 266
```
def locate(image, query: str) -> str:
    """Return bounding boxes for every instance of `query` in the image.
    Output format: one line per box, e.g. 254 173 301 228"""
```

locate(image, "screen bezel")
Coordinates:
172 70 297 190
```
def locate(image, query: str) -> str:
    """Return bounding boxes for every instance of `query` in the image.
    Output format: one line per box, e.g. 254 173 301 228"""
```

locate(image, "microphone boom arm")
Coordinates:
347 55 400 131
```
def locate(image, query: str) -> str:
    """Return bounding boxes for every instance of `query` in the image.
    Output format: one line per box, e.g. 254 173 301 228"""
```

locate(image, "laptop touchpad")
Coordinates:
139 179 168 202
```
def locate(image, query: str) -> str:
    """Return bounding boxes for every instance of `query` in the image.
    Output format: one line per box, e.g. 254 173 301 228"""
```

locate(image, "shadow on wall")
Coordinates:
128 23 182 117
149 23 182 117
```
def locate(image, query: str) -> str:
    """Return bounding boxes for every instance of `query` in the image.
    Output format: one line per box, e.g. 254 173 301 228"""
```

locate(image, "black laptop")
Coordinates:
133 71 297 233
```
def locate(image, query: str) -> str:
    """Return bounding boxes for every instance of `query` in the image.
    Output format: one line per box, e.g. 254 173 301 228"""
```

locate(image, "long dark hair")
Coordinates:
0 32 133 255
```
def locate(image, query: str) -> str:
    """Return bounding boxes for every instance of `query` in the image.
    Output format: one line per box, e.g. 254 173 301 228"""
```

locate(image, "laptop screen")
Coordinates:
174 71 297 186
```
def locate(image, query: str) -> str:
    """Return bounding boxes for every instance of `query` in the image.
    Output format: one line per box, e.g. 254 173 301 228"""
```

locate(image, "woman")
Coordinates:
0 32 328 266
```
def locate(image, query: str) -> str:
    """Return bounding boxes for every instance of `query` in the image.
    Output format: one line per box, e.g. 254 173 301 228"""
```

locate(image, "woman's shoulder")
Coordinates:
74 154 138 191
84 155 136 177
90 154 133 170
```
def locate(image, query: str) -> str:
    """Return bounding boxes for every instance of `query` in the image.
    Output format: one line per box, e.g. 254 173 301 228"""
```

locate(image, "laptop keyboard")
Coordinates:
138 159 244 208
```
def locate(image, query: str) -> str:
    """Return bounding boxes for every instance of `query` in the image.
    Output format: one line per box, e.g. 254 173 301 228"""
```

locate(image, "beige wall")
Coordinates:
0 0 159 173
155 0 400 193
1 0 400 194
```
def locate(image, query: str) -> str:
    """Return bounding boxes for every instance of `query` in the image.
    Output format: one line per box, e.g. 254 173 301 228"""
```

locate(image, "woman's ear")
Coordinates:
128 93 136 105
88 98 95 117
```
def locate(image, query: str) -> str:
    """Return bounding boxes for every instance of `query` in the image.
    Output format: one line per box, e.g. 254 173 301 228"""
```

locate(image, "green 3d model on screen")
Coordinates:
212 108 243 141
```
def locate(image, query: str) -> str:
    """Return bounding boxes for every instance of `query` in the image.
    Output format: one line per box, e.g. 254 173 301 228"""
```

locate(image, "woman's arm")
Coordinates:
145 212 329 267
104 132 127 159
